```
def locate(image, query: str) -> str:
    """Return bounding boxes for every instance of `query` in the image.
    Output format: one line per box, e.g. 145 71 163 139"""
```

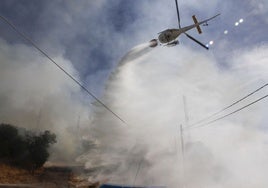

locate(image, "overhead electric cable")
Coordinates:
186 94 268 130
189 83 268 127
0 15 127 125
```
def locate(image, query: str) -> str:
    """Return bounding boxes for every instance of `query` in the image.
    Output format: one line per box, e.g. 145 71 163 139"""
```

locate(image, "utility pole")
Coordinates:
133 158 143 187
179 124 186 188
180 95 190 188
183 95 189 126
76 115 81 141
36 107 42 130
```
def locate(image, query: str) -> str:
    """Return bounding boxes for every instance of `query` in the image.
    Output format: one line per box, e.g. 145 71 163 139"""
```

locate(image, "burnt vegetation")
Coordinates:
0 123 56 173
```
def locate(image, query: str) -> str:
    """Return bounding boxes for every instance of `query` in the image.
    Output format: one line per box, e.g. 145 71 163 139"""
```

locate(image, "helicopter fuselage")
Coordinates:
158 22 205 44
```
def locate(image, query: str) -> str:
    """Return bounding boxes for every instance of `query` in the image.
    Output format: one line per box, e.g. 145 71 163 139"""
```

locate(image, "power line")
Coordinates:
0 15 127 125
189 83 268 127
186 94 268 130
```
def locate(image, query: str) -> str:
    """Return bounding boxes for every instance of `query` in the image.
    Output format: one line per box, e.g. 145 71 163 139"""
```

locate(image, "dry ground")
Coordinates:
0 163 100 188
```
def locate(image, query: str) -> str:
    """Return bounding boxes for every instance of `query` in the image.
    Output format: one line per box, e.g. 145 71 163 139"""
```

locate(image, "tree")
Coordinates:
0 123 57 172
26 130 57 170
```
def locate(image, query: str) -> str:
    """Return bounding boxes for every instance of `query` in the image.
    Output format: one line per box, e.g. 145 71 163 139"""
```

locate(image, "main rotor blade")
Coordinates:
175 0 181 28
184 33 209 50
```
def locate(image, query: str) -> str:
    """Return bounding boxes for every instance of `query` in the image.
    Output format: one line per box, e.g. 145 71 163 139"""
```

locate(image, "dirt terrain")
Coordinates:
0 163 100 188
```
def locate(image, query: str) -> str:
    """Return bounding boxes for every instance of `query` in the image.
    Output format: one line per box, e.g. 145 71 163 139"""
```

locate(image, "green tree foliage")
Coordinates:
26 130 56 170
0 123 56 172
0 124 27 161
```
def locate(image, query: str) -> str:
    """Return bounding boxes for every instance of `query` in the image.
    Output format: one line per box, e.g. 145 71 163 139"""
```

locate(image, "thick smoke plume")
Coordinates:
0 38 92 163
87 44 268 187
1 28 268 187
1 1 267 186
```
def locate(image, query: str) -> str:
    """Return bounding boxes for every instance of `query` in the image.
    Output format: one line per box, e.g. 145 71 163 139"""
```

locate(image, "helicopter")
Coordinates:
149 0 220 50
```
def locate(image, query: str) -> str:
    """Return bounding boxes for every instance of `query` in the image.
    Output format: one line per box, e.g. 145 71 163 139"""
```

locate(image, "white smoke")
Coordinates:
0 38 93 162
1 0 267 186
1 26 267 187
86 43 268 187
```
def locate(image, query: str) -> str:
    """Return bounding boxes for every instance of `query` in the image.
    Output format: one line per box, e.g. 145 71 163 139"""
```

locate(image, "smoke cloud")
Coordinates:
1 17 268 188
85 44 268 187
1 0 267 187
0 38 92 162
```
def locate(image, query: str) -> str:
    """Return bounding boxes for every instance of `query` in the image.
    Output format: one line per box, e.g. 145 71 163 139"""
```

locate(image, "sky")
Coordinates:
0 0 268 187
